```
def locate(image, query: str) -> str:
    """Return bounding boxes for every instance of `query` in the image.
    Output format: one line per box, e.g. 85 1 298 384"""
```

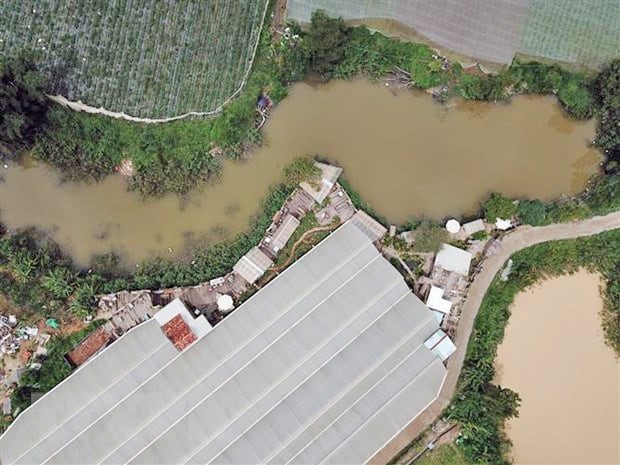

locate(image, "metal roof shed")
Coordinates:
0 223 452 465
434 244 473 276
462 219 485 236
232 246 273 284
269 213 300 253
350 210 387 242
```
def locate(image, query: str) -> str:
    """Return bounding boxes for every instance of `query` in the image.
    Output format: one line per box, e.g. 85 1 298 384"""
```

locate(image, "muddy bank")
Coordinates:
495 271 619 465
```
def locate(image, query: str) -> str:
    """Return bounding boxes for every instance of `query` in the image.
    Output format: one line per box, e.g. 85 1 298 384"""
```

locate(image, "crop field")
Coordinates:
519 0 620 68
0 0 269 118
287 0 618 68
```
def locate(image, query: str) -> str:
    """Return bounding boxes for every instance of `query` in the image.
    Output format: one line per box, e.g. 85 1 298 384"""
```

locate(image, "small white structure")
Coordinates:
495 218 512 230
426 286 452 314
424 329 457 362
217 294 234 313
462 219 485 236
153 298 212 339
445 219 461 234
434 244 473 276
299 162 343 204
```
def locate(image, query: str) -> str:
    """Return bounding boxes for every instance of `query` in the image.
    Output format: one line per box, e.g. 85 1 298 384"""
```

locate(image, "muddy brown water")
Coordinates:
495 271 619 465
0 80 601 265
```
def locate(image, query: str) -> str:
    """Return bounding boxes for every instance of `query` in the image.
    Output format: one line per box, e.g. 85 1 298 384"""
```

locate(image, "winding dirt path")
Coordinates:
371 211 620 464
271 225 333 273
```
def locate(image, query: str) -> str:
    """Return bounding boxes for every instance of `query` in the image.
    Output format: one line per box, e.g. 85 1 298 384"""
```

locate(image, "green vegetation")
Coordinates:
0 156 320 323
0 54 49 157
415 443 468 465
516 199 547 226
482 193 517 222
470 230 488 241
4 10 618 196
282 155 321 187
306 10 348 76
450 229 620 464
10 320 106 416
592 60 619 173
0 0 267 118
402 220 448 253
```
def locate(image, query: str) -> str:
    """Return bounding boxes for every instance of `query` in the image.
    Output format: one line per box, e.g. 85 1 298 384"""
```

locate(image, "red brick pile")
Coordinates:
162 315 196 351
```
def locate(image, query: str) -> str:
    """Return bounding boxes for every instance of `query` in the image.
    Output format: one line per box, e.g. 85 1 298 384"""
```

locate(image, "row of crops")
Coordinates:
0 0 268 118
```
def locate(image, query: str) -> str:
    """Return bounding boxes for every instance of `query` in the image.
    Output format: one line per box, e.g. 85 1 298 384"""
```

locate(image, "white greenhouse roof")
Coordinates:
434 244 473 276
0 222 450 465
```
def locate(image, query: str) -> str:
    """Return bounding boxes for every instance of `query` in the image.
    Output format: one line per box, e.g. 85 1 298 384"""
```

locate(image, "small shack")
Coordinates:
299 162 343 204
233 247 274 285
424 329 457 362
269 213 300 254
462 219 485 236
434 244 473 276
65 324 115 367
349 211 387 243
426 286 452 324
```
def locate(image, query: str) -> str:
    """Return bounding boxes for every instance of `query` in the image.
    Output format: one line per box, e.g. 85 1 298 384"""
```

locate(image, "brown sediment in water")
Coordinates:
494 271 619 465
0 80 601 265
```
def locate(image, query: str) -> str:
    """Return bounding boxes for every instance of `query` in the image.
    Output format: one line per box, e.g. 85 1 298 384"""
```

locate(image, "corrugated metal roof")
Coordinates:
462 219 485 236
270 214 300 253
434 244 473 276
0 222 449 465
350 210 388 242
233 247 273 284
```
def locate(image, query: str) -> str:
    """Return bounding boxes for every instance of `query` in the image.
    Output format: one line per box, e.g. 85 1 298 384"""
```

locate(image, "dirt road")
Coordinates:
371 211 620 464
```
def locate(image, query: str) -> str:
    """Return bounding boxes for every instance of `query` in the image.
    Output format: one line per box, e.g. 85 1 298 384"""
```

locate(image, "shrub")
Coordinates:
517 199 547 225
483 193 517 222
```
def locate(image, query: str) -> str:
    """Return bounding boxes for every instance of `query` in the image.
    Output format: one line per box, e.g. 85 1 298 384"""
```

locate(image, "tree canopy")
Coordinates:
0 54 49 157
306 10 348 76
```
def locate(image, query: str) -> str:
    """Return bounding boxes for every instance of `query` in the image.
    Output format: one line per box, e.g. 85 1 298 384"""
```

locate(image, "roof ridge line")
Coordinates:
121 248 384 465
189 282 411 464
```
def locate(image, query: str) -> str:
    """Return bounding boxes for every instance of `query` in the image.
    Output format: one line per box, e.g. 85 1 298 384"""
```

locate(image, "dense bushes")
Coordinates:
0 54 49 157
451 229 620 463
592 59 619 173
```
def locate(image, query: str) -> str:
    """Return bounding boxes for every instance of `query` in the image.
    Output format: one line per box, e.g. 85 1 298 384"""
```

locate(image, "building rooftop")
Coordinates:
269 213 300 253
162 315 196 351
65 326 114 367
426 285 453 314
349 210 388 242
435 243 473 276
462 219 485 236
0 222 452 465
299 162 343 203
232 246 273 284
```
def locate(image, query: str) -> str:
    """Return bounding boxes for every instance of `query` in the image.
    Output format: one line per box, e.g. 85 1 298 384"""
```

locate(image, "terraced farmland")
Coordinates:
0 0 269 118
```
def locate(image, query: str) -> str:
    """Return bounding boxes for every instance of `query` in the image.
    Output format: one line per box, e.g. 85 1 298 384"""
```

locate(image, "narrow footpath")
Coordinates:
371 211 620 464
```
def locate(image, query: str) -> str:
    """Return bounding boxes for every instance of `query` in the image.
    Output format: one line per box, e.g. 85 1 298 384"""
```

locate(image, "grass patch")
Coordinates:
415 443 468 465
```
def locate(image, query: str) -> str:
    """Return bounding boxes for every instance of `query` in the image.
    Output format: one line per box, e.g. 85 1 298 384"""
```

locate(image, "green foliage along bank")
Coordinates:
450 229 620 464
2 11 618 196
